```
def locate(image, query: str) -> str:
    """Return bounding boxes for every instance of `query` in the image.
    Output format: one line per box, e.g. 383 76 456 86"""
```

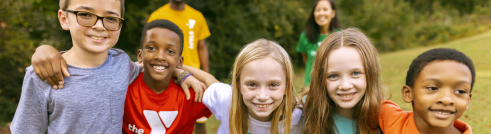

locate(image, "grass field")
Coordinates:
203 30 491 133
2 31 490 134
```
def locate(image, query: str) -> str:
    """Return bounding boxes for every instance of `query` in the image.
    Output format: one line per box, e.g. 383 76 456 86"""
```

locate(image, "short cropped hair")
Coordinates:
59 0 125 17
405 48 476 92
140 19 184 55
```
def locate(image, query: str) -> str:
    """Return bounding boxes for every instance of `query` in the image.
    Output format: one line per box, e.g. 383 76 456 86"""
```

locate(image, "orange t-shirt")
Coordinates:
379 100 472 134
147 4 211 69
123 73 212 134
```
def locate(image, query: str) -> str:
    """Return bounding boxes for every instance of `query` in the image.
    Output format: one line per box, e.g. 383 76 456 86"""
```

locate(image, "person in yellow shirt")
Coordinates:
148 0 210 72
148 1 211 133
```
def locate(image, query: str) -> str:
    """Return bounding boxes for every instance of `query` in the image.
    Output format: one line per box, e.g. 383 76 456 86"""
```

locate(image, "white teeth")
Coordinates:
89 36 105 40
153 66 167 70
434 111 451 115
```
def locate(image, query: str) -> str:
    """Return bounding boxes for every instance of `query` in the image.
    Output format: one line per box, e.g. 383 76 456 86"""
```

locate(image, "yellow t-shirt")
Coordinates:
148 4 211 69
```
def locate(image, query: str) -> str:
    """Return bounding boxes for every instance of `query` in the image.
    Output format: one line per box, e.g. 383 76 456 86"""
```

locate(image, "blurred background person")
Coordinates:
296 0 341 86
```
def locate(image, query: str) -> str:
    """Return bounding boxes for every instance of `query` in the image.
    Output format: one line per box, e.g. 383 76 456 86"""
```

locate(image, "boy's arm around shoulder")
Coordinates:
181 65 218 87
10 67 50 133
31 45 70 89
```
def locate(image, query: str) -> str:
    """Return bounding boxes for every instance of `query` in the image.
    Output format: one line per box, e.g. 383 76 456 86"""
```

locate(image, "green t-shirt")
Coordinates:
333 112 356 134
296 31 338 85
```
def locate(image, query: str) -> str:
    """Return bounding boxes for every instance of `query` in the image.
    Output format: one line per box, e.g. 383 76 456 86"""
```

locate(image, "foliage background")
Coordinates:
1 0 490 127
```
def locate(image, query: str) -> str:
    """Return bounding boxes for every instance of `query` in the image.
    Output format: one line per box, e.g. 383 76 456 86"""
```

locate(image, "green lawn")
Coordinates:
203 30 491 133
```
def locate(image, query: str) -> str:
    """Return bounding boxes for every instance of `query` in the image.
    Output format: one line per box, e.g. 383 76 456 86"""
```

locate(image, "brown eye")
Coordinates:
106 17 118 23
78 12 93 18
426 87 438 90
167 50 175 54
147 47 155 51
455 90 467 94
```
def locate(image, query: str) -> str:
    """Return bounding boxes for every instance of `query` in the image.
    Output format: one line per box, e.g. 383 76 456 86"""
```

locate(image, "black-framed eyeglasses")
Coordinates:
65 9 124 31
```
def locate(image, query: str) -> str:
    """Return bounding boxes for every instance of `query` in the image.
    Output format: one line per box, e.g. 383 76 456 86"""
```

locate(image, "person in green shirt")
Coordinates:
296 0 341 86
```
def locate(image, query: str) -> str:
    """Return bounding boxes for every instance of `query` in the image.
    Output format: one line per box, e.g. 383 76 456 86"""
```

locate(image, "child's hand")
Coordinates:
134 61 143 72
31 45 70 89
180 76 207 102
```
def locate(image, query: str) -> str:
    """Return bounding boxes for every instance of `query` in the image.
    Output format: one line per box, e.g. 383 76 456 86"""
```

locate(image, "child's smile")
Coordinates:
428 107 456 119
150 64 169 72
337 92 356 101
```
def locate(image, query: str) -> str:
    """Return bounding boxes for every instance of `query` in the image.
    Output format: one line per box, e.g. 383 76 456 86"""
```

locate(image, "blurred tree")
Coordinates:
405 0 490 14
0 0 69 123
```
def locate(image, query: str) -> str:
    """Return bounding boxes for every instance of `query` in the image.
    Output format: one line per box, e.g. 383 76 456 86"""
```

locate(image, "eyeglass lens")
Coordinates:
76 11 121 30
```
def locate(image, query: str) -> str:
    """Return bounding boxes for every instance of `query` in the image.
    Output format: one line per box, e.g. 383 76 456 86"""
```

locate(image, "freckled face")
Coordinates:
325 47 367 110
411 60 472 128
240 57 286 122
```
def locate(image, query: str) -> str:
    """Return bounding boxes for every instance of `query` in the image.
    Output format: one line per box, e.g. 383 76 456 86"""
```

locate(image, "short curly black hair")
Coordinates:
140 19 184 55
405 48 476 92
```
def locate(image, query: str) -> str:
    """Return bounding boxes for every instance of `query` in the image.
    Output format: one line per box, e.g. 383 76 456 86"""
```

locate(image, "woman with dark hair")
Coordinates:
296 0 341 85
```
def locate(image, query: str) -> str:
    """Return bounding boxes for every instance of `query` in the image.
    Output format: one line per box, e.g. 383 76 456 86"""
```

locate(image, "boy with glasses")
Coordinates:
10 0 140 133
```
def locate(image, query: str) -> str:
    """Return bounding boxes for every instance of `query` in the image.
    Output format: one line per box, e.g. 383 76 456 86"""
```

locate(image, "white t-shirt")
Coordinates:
203 83 303 134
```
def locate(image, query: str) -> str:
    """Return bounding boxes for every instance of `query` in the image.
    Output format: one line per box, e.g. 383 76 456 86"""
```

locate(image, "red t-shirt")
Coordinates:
379 100 472 134
123 73 212 134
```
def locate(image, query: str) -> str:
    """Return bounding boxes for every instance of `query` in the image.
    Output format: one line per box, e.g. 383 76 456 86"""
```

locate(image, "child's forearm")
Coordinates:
181 65 219 87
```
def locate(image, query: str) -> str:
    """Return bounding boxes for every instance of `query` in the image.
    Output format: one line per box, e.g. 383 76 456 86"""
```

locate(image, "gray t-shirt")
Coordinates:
10 48 141 134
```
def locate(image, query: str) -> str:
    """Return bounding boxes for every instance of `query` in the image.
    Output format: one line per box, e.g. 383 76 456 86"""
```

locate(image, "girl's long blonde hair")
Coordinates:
301 28 385 134
229 39 295 134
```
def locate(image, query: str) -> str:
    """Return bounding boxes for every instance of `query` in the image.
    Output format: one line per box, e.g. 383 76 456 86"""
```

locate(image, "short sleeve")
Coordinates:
10 67 49 133
202 83 232 121
128 62 142 84
296 32 308 53
378 100 405 132
197 13 210 40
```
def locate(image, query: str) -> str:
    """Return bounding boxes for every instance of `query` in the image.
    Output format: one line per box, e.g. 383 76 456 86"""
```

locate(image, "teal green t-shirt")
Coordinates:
333 112 356 134
296 30 339 85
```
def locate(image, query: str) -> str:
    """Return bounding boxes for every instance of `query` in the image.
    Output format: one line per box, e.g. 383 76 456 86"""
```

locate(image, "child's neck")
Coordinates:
336 107 354 120
142 73 172 94
319 23 330 35
62 45 108 68
169 1 185 11
414 116 461 134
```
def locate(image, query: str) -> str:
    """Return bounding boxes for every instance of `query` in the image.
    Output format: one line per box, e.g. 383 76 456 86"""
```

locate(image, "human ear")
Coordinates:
402 85 413 103
331 9 336 19
466 93 472 110
137 49 143 63
177 56 184 69
58 9 70 30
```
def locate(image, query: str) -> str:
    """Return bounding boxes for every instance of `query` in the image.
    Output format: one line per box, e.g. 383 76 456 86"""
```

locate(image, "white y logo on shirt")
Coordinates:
186 19 196 29
143 110 179 134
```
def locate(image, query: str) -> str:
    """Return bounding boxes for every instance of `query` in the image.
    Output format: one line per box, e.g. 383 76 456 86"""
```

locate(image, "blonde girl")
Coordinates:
301 28 385 134
181 39 301 134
